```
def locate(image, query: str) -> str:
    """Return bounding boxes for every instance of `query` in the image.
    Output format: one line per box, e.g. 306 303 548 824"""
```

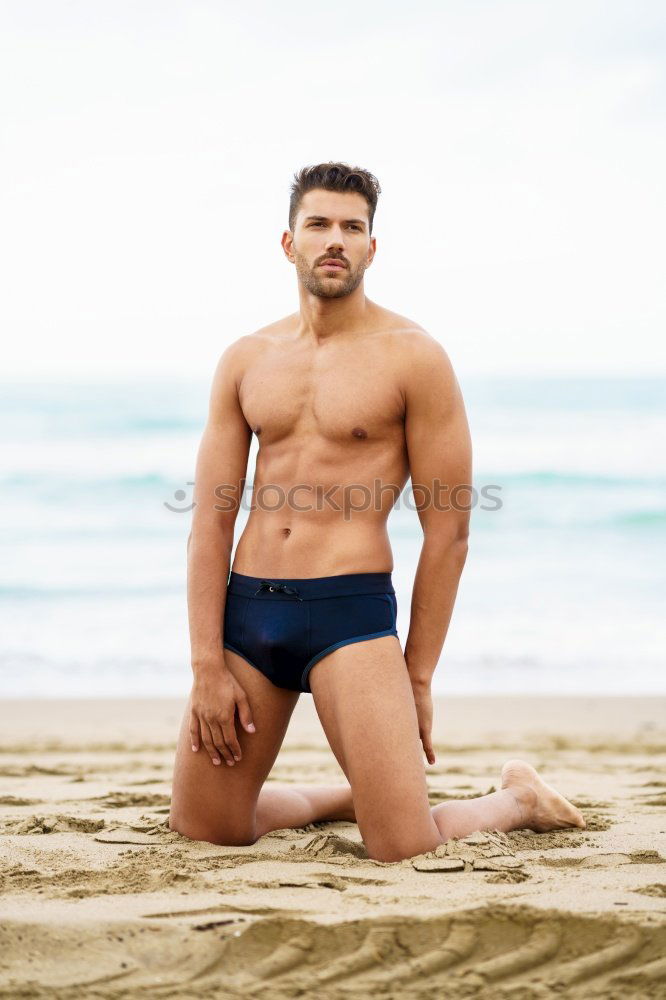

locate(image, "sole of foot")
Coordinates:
501 759 586 832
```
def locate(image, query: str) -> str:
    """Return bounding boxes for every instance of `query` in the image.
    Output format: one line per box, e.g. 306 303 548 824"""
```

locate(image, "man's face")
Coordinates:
287 189 375 299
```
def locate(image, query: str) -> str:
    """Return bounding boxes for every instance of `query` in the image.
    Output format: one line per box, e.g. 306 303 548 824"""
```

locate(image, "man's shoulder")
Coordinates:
374 306 450 363
371 308 456 408
247 313 299 341
216 314 298 366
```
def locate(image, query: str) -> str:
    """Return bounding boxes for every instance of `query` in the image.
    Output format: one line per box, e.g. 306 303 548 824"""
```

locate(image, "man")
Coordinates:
169 162 584 862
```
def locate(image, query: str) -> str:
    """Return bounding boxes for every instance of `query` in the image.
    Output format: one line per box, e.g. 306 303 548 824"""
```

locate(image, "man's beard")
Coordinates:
293 249 367 299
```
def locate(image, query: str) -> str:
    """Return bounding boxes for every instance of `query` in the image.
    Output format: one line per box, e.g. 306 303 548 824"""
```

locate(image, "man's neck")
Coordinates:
296 285 373 343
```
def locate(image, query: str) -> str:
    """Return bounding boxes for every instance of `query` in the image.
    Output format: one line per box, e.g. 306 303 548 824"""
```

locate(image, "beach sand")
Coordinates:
1 695 664 998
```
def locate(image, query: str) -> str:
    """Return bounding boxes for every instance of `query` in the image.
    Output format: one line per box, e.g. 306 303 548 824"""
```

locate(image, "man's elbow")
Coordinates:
443 534 468 573
455 533 469 566
187 522 234 552
449 532 469 563
423 523 469 559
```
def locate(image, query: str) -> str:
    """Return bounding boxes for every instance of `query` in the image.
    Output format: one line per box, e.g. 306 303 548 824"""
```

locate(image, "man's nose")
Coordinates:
325 227 346 249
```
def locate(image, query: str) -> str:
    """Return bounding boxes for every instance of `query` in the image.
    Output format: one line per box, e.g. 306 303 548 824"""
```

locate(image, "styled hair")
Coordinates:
288 162 381 234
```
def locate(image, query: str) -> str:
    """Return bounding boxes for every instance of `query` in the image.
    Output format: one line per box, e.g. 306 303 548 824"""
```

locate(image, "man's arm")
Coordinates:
402 333 472 690
188 339 252 669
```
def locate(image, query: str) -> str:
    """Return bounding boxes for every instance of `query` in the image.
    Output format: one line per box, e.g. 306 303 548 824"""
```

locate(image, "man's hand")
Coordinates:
411 677 436 766
190 660 256 766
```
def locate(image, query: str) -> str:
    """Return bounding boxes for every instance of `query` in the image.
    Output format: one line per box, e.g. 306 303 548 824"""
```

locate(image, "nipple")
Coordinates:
351 426 368 439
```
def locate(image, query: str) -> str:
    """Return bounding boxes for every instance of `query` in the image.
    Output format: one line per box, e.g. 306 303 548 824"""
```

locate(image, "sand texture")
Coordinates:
1 695 665 999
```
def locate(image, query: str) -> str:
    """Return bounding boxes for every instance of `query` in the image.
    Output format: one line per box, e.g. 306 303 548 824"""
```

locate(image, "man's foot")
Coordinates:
500 759 586 832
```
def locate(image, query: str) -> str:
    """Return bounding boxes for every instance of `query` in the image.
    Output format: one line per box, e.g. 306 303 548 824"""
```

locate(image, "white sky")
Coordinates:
1 0 664 379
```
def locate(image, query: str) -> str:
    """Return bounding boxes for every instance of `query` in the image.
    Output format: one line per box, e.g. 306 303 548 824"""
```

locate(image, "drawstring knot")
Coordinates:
254 579 303 601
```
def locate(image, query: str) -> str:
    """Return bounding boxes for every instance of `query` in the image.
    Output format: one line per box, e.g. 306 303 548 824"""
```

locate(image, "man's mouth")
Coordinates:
319 260 347 271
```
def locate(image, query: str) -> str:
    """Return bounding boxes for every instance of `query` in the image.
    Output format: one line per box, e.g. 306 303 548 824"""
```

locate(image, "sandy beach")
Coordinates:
1 695 664 998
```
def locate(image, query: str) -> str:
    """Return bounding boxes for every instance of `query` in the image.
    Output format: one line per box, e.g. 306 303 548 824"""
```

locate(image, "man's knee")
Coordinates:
168 811 257 847
362 827 442 863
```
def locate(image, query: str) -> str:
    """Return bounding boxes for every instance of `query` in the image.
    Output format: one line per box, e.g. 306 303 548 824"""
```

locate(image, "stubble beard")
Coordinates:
293 248 367 299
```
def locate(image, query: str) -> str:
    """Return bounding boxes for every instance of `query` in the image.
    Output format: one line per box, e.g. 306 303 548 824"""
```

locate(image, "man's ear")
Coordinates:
281 230 295 262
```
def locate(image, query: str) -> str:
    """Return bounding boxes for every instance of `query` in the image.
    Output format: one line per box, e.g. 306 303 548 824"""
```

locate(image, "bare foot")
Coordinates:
501 759 586 832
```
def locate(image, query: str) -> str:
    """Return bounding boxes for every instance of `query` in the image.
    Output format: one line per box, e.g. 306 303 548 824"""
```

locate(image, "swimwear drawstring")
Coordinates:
254 579 303 601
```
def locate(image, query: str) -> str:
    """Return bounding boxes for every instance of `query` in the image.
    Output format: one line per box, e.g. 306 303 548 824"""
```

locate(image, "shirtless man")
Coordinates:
169 162 585 862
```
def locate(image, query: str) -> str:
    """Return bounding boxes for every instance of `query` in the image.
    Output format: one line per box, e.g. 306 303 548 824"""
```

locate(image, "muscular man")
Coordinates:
169 162 584 861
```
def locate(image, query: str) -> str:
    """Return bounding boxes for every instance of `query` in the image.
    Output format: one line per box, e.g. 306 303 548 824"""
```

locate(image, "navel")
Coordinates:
351 426 368 439
282 527 291 537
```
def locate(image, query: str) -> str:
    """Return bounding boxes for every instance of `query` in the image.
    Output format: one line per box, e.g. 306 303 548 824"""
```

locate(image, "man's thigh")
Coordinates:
169 650 299 845
308 635 440 861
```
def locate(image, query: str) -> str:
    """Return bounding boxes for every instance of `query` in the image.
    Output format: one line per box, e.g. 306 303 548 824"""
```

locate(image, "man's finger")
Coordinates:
235 691 256 733
207 720 234 766
419 725 435 765
423 738 435 765
201 723 222 765
221 717 242 763
189 712 200 752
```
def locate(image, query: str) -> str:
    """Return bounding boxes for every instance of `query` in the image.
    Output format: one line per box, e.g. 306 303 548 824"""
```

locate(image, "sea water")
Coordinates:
1 376 664 696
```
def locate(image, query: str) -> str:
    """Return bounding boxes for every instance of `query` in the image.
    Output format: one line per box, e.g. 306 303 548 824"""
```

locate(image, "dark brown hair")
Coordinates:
288 162 381 234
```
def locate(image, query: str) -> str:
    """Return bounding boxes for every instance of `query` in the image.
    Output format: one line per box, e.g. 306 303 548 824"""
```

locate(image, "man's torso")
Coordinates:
232 304 424 577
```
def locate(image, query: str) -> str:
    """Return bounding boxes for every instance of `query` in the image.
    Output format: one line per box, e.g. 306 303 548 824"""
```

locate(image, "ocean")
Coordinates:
1 376 664 697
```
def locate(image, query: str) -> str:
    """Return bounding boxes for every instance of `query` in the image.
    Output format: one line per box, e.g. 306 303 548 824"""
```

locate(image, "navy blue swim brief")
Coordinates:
223 571 399 693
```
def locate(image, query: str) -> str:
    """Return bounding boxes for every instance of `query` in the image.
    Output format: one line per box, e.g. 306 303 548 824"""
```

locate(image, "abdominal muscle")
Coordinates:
230 427 408 579
231 507 395 579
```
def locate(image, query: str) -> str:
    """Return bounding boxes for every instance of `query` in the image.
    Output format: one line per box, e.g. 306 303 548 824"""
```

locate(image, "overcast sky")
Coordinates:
1 0 664 380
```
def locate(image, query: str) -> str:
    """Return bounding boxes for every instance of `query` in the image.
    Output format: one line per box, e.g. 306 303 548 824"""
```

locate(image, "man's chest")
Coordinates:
239 343 405 445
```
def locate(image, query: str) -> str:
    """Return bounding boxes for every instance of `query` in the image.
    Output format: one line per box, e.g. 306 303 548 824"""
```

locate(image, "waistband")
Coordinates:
227 570 395 600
